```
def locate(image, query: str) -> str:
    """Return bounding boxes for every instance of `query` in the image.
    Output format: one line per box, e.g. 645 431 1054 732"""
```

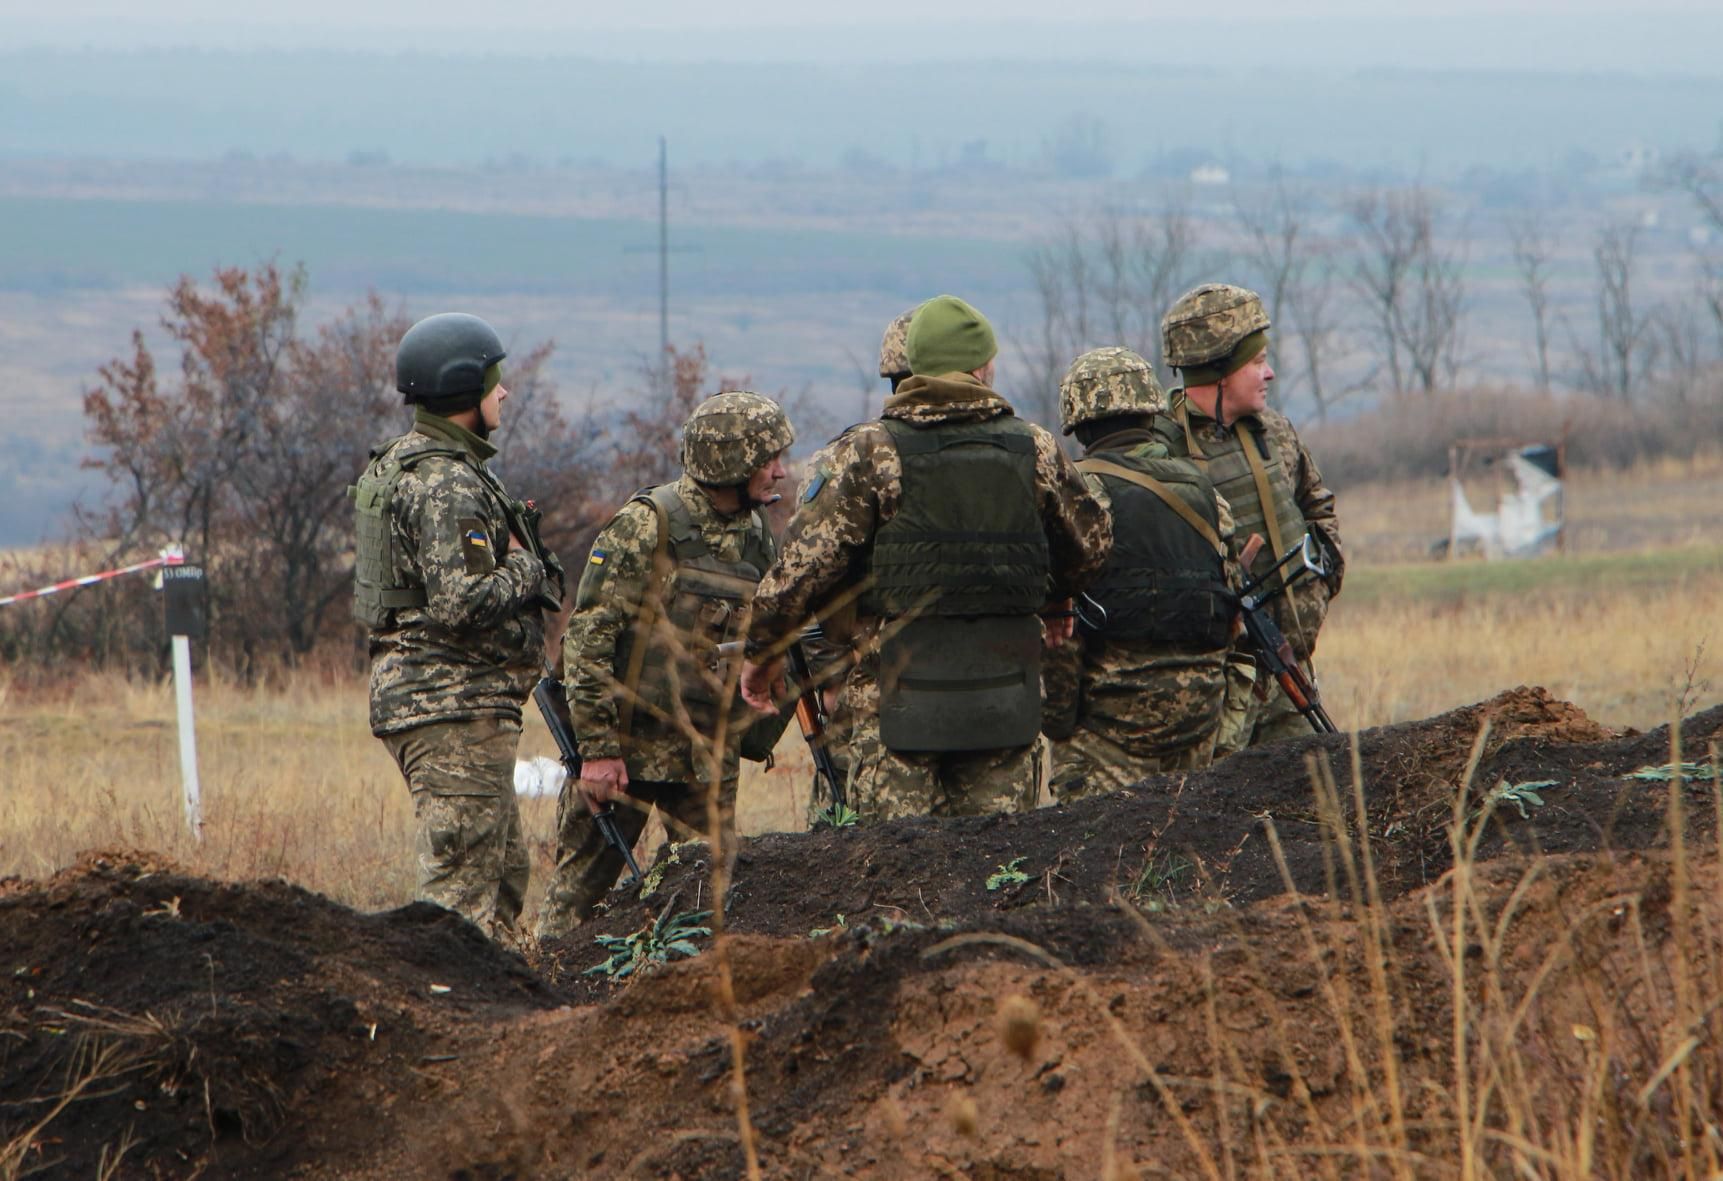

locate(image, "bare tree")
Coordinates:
1232 170 1352 418
1506 213 1556 390
1348 185 1468 395
1573 221 1654 400
1016 200 1202 424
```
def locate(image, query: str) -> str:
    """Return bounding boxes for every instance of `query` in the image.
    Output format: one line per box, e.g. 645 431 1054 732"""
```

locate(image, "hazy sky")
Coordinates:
14 1 1723 73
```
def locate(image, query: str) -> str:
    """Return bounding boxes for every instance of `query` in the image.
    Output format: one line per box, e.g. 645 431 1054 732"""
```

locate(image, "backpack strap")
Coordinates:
1077 458 1225 557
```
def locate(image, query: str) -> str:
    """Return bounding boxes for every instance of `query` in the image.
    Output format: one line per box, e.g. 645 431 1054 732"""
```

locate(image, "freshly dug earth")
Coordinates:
3 687 1721 1179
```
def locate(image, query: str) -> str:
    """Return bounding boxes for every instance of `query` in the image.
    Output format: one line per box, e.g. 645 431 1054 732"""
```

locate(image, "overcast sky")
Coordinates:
14 1 1723 73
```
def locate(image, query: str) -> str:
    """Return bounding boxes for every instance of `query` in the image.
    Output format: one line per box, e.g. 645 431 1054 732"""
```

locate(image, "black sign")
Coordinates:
162 565 208 639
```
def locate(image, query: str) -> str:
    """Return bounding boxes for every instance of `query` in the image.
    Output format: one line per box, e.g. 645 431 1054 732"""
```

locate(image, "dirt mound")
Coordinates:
3 690 1721 1179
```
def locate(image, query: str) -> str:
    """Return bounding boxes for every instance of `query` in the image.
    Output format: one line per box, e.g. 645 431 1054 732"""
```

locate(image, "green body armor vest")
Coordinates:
1076 449 1232 651
350 437 465 630
613 484 775 743
1156 398 1317 656
865 416 1048 754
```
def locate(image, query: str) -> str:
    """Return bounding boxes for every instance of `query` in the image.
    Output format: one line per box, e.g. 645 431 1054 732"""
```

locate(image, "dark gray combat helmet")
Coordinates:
395 313 507 410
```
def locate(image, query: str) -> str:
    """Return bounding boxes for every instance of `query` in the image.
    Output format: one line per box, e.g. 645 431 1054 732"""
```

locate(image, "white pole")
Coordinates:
172 634 203 839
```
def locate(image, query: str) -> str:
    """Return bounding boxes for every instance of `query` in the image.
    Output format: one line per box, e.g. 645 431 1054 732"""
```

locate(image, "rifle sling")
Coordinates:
1076 458 1226 558
1237 420 1305 636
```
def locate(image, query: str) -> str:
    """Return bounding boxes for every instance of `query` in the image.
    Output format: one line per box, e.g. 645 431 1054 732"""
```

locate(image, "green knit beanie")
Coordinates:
906 295 998 376
1178 329 1268 387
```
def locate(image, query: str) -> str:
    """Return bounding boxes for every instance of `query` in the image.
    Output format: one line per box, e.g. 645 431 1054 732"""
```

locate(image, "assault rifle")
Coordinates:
717 627 848 812
787 627 848 813
1235 535 1339 735
531 675 644 884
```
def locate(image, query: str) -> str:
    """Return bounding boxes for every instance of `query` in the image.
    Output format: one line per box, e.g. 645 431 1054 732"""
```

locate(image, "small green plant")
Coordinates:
808 914 848 938
986 856 1031 892
1471 778 1559 823
815 802 861 829
585 905 713 978
1129 852 1192 908
638 842 685 900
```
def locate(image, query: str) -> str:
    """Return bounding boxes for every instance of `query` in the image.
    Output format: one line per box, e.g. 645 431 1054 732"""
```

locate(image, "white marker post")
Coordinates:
160 554 207 840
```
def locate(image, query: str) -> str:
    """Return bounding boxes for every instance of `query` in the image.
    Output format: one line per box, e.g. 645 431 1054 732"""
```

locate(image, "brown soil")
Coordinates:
4 687 1721 1179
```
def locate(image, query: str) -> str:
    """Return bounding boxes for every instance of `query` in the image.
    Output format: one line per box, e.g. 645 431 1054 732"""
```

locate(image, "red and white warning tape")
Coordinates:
0 548 184 609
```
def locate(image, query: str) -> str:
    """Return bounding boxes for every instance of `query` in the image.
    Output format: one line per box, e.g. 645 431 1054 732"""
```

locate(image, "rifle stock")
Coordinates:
532 675 644 884
1235 537 1339 736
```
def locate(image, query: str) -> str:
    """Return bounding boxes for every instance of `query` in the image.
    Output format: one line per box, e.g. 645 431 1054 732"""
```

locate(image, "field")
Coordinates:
3 460 1723 1178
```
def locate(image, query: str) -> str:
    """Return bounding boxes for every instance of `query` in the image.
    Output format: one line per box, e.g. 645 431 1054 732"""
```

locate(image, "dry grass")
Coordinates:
2 463 1720 923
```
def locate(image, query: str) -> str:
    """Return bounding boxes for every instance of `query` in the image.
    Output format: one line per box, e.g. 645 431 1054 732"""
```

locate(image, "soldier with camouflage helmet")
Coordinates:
1155 283 1344 754
1044 346 1241 797
739 295 1112 822
790 305 922 820
355 311 564 940
536 392 796 937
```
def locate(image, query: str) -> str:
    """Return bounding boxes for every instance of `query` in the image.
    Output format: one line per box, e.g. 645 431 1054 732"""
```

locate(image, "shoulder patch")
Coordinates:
458 517 495 575
801 468 828 504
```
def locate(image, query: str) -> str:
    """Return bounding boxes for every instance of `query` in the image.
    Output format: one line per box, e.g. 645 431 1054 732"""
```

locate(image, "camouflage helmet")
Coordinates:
1058 346 1166 436
877 306 919 378
395 312 507 408
1161 283 1271 370
680 392 796 486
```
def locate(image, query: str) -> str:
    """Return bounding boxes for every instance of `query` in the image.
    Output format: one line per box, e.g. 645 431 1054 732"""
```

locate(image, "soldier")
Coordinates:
1156 283 1344 753
739 295 1112 822
1044 347 1238 799
795 305 919 818
354 312 563 939
535 392 795 938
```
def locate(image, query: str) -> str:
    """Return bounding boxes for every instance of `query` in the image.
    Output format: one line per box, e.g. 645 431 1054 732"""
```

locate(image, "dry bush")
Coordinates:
1304 380 1723 489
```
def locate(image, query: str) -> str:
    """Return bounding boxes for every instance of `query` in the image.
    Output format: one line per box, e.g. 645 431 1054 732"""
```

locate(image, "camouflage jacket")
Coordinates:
1155 392 1344 658
1043 430 1235 755
563 474 775 785
745 373 1112 657
366 410 551 736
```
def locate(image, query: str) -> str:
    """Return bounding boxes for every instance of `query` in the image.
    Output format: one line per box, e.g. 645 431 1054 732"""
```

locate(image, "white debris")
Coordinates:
514 756 568 798
1449 446 1564 559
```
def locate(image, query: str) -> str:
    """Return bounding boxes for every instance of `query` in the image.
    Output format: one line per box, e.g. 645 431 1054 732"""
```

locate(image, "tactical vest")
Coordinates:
350 436 466 629
1076 449 1232 651
1155 397 1317 656
864 415 1048 753
613 484 774 740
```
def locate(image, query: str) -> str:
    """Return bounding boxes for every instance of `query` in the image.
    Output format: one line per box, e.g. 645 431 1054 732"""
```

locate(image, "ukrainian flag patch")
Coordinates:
589 550 608 566
465 529 489 549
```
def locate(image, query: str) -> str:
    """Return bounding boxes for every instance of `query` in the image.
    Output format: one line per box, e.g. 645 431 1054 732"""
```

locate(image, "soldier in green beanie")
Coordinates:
739 295 1112 822
1154 283 1344 755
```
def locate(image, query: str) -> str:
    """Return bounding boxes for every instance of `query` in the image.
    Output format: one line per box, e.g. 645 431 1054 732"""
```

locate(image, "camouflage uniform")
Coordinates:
538 395 792 937
746 372 1111 822
362 407 556 936
795 306 919 817
1158 285 1345 754
1043 348 1238 801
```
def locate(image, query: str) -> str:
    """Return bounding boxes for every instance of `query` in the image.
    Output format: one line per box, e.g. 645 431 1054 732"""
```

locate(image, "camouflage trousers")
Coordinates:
1213 654 1320 757
806 696 854 824
382 716 529 938
535 775 737 939
1048 725 1217 802
841 662 1042 823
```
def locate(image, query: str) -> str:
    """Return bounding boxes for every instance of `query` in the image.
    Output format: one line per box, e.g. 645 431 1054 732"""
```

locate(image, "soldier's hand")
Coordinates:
1041 600 1075 650
740 657 785 714
579 757 630 812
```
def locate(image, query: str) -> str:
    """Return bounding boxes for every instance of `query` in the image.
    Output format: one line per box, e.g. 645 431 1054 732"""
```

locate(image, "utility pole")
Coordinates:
658 135 670 389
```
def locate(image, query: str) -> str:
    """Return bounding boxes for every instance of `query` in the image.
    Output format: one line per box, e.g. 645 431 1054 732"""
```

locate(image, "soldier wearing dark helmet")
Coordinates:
354 312 564 940
536 392 796 937
1154 284 1344 754
1044 347 1240 798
